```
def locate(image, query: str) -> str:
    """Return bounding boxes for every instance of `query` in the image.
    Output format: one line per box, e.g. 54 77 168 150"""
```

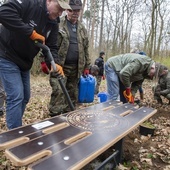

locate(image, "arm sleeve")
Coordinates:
0 0 33 36
160 77 170 95
82 27 91 69
131 80 144 96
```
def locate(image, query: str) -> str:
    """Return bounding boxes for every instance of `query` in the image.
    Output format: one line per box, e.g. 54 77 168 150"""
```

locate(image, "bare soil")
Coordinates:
0 76 169 170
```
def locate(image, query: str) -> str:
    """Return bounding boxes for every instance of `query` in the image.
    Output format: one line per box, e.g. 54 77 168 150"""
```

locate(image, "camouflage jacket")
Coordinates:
158 71 170 95
56 16 91 78
107 53 155 88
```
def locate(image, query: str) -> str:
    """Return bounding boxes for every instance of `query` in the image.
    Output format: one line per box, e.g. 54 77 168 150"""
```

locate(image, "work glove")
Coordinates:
41 61 49 74
102 75 105 80
30 30 45 44
123 87 134 104
83 69 89 76
51 64 64 76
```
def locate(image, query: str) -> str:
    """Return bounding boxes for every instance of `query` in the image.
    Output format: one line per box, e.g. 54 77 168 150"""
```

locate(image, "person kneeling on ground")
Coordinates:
153 64 170 104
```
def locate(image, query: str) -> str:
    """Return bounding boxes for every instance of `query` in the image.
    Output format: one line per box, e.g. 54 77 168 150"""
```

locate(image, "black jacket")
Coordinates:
0 0 59 71
94 56 104 76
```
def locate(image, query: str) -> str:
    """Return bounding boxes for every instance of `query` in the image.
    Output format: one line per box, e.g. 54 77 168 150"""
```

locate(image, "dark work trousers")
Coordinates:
118 79 127 103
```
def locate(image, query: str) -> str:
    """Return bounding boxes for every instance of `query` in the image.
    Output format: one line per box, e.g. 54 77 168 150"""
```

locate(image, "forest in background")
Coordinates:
80 0 170 63
1 0 170 69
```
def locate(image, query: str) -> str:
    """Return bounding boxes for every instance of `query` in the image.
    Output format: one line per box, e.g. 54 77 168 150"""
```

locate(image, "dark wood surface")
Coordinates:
0 100 157 169
0 100 120 150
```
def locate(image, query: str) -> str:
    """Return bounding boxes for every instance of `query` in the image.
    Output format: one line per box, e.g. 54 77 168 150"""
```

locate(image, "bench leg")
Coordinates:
95 138 123 170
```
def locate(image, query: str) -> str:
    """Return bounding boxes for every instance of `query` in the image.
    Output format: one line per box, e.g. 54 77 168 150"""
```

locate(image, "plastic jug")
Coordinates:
98 92 108 103
78 75 95 103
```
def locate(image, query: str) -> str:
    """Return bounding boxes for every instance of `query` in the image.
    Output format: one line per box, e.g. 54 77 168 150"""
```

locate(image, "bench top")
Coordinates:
0 100 157 170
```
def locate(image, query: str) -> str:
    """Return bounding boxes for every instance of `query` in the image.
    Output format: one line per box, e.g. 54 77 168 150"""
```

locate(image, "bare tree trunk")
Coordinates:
89 0 96 53
149 0 156 58
153 4 158 57
99 0 105 52
79 0 86 22
156 0 165 57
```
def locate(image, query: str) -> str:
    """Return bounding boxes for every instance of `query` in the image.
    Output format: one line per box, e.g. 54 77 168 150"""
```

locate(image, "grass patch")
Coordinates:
154 56 170 68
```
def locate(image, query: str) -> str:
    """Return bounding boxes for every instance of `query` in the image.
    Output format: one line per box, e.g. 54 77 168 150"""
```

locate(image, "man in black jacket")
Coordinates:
94 51 105 94
0 0 71 129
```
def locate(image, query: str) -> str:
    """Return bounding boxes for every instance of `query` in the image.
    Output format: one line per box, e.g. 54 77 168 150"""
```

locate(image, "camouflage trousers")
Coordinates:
95 75 102 94
49 65 79 116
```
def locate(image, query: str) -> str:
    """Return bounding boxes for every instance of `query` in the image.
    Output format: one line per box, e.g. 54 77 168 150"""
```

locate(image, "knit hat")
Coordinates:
69 0 82 10
58 0 71 10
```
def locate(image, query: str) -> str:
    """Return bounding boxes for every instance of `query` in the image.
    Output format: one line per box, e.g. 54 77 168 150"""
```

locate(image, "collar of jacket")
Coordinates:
39 0 48 16
60 16 84 30
99 56 103 59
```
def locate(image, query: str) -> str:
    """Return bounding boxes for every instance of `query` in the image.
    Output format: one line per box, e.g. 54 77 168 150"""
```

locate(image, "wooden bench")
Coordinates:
0 100 157 170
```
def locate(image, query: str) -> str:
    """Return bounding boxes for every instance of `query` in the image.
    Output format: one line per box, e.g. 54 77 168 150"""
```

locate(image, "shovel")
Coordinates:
35 41 75 111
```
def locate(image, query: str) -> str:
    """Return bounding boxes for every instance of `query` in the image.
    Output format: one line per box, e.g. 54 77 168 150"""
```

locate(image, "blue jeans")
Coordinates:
0 78 5 111
105 62 120 101
0 58 30 129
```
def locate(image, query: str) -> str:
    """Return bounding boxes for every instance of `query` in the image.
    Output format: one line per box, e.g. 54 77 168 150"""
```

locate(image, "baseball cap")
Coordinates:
69 0 82 10
138 51 146 56
58 0 72 10
100 51 105 56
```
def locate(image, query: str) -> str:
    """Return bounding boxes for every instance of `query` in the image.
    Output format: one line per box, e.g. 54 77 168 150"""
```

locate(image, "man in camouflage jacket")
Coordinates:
105 53 158 103
153 65 170 104
49 0 91 116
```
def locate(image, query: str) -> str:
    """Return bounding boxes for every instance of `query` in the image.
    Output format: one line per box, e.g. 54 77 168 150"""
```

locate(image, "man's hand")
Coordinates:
30 30 45 44
123 87 134 103
102 75 105 80
83 69 89 76
51 64 64 76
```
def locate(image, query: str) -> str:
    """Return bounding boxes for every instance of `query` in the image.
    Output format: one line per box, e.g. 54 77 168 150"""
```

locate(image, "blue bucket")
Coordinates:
98 92 108 103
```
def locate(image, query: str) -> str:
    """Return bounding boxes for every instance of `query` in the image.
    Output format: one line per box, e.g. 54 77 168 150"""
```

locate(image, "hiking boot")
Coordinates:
0 110 4 116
